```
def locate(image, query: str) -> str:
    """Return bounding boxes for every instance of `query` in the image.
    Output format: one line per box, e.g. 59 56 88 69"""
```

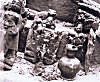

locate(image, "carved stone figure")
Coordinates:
3 0 23 70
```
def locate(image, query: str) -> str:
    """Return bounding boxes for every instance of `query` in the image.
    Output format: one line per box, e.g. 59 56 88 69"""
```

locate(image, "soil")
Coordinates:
0 52 100 82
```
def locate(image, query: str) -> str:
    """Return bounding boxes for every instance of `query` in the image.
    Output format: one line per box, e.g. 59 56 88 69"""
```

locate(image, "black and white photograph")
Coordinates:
0 0 100 82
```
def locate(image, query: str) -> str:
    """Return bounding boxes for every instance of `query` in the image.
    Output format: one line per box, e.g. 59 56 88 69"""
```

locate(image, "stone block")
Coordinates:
26 0 78 22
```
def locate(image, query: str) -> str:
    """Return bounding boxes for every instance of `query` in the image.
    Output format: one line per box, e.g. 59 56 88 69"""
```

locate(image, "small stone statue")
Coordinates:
3 0 23 70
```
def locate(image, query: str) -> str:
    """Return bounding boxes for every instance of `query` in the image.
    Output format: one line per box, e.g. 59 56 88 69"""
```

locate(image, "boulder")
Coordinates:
26 0 78 22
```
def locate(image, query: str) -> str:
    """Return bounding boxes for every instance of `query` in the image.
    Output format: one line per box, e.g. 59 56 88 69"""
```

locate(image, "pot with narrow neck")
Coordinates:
58 44 81 80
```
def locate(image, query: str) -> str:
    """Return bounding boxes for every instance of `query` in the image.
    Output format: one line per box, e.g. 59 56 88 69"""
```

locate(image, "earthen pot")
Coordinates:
58 44 81 80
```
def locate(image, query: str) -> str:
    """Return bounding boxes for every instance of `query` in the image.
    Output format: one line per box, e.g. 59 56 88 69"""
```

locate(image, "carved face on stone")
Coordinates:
75 23 83 33
36 24 45 35
3 11 20 35
3 11 19 29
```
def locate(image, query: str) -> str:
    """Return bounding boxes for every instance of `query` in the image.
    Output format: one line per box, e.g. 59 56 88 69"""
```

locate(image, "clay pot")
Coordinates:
58 44 81 80
58 56 80 80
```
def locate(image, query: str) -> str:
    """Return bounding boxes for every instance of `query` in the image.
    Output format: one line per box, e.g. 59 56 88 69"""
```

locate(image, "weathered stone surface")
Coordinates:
0 0 5 52
93 0 100 3
92 37 100 64
26 0 78 22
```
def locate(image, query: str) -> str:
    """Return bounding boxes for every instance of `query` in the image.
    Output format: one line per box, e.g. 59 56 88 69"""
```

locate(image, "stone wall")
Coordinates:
0 0 5 53
26 0 78 22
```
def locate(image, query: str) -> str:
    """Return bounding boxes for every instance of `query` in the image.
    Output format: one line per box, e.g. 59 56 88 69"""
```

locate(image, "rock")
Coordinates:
26 0 78 22
92 36 100 64
0 0 5 52
24 50 41 64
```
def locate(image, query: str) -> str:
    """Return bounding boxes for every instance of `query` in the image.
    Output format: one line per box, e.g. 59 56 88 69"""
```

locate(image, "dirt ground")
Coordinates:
0 52 100 82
